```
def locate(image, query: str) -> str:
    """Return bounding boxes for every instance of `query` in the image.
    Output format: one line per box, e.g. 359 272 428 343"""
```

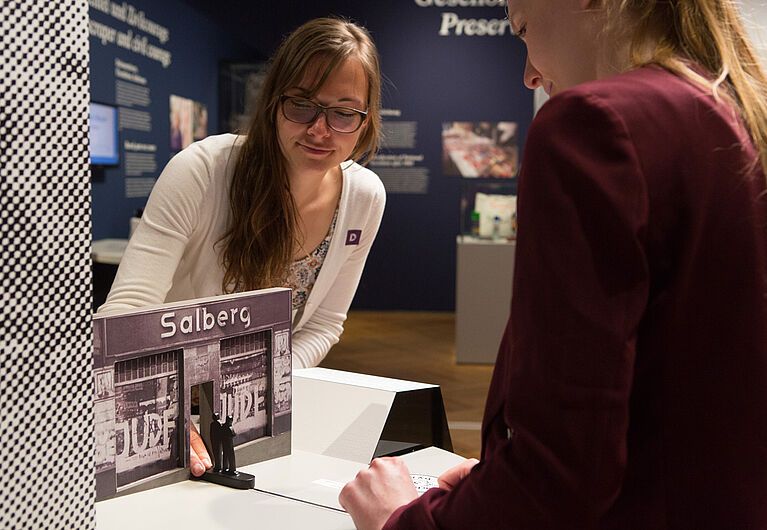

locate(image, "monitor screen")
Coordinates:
89 102 119 166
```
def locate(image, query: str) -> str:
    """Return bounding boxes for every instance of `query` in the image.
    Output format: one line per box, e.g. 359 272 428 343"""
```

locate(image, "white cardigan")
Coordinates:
98 133 386 368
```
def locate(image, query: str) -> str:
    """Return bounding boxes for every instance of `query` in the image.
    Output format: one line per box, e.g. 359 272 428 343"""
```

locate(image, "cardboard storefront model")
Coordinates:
92 288 292 501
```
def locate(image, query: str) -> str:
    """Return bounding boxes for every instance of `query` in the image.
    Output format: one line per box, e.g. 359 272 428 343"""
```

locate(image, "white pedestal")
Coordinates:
455 236 516 364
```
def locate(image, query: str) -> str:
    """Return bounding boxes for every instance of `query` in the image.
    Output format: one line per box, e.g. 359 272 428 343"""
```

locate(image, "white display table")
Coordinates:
96 368 464 529
455 236 516 364
91 238 129 309
91 238 128 265
96 448 464 529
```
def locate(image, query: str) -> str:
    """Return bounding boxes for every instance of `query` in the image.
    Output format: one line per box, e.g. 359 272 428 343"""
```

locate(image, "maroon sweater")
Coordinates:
385 66 767 529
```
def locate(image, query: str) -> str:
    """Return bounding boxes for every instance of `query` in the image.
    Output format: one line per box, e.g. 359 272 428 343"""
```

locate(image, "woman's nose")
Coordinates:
523 55 543 90
307 110 331 136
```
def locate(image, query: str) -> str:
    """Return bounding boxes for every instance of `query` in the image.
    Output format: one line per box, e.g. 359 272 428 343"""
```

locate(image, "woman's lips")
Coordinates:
299 143 332 155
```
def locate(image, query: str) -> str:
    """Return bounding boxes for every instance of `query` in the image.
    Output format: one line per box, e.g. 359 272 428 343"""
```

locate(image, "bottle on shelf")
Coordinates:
492 215 501 240
470 211 480 238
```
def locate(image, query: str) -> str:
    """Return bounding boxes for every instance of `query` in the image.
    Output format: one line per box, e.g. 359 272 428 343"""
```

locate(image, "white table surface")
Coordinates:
96 478 354 529
95 447 464 529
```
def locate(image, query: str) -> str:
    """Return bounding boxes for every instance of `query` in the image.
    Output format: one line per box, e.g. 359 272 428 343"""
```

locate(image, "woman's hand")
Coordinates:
339 457 419 530
190 422 212 477
437 458 479 491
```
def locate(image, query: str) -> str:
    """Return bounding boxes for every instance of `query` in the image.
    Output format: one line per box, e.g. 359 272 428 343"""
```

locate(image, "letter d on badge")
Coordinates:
345 230 361 245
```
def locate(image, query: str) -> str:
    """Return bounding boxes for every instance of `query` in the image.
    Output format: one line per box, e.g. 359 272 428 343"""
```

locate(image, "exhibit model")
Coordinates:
92 288 292 500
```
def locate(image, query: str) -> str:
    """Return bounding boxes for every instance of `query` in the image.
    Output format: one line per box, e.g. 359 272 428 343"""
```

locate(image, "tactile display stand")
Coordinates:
293 368 452 464
0 1 94 528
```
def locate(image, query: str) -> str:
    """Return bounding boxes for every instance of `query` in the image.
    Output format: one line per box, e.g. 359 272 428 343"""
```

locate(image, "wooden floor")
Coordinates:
318 311 494 459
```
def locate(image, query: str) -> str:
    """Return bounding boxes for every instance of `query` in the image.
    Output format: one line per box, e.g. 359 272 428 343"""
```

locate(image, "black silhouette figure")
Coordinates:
209 412 223 472
222 415 237 474
199 413 255 489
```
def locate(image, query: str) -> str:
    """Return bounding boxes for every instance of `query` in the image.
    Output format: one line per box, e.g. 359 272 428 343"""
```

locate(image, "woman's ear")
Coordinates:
358 116 369 136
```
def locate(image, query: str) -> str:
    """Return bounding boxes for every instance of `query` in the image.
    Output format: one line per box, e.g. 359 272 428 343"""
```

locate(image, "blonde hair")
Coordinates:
219 17 382 292
605 0 767 179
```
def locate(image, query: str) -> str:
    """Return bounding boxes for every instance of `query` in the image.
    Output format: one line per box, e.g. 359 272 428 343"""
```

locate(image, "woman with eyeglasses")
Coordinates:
98 18 385 475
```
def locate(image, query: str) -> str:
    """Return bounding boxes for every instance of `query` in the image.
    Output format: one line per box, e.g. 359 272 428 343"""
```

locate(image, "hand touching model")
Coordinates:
190 423 212 476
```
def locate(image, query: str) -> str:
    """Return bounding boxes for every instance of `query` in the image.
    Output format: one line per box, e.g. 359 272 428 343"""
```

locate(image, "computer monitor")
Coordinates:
89 101 119 167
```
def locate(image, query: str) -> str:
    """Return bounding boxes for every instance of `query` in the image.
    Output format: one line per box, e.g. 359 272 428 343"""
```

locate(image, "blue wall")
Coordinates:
91 1 532 311
89 0 258 240
354 3 530 310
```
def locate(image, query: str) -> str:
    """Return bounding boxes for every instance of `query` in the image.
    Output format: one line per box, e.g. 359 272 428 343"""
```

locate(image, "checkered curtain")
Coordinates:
0 1 95 528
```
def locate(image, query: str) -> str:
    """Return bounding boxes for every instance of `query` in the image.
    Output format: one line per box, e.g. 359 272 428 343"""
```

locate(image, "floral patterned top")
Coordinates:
286 207 339 314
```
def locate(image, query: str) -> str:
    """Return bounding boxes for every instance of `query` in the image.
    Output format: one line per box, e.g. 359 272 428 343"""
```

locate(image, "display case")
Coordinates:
459 178 518 242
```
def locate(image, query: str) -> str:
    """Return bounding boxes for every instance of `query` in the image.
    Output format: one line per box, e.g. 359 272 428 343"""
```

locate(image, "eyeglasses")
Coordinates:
280 95 367 133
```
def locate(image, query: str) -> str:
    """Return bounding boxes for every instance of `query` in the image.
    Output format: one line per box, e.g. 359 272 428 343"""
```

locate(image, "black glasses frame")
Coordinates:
279 95 368 133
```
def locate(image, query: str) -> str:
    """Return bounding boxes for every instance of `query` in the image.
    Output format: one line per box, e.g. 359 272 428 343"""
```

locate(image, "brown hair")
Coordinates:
219 17 382 293
603 0 767 179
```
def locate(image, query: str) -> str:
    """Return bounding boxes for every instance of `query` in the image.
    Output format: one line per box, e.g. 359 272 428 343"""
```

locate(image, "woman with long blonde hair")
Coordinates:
100 18 385 476
341 1 767 528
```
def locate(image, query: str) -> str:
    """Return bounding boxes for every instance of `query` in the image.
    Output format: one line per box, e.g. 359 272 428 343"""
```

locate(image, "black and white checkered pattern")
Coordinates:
1 1 94 528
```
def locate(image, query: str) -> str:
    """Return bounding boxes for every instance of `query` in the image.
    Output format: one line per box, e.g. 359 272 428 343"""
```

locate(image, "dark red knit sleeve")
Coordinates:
384 90 650 529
